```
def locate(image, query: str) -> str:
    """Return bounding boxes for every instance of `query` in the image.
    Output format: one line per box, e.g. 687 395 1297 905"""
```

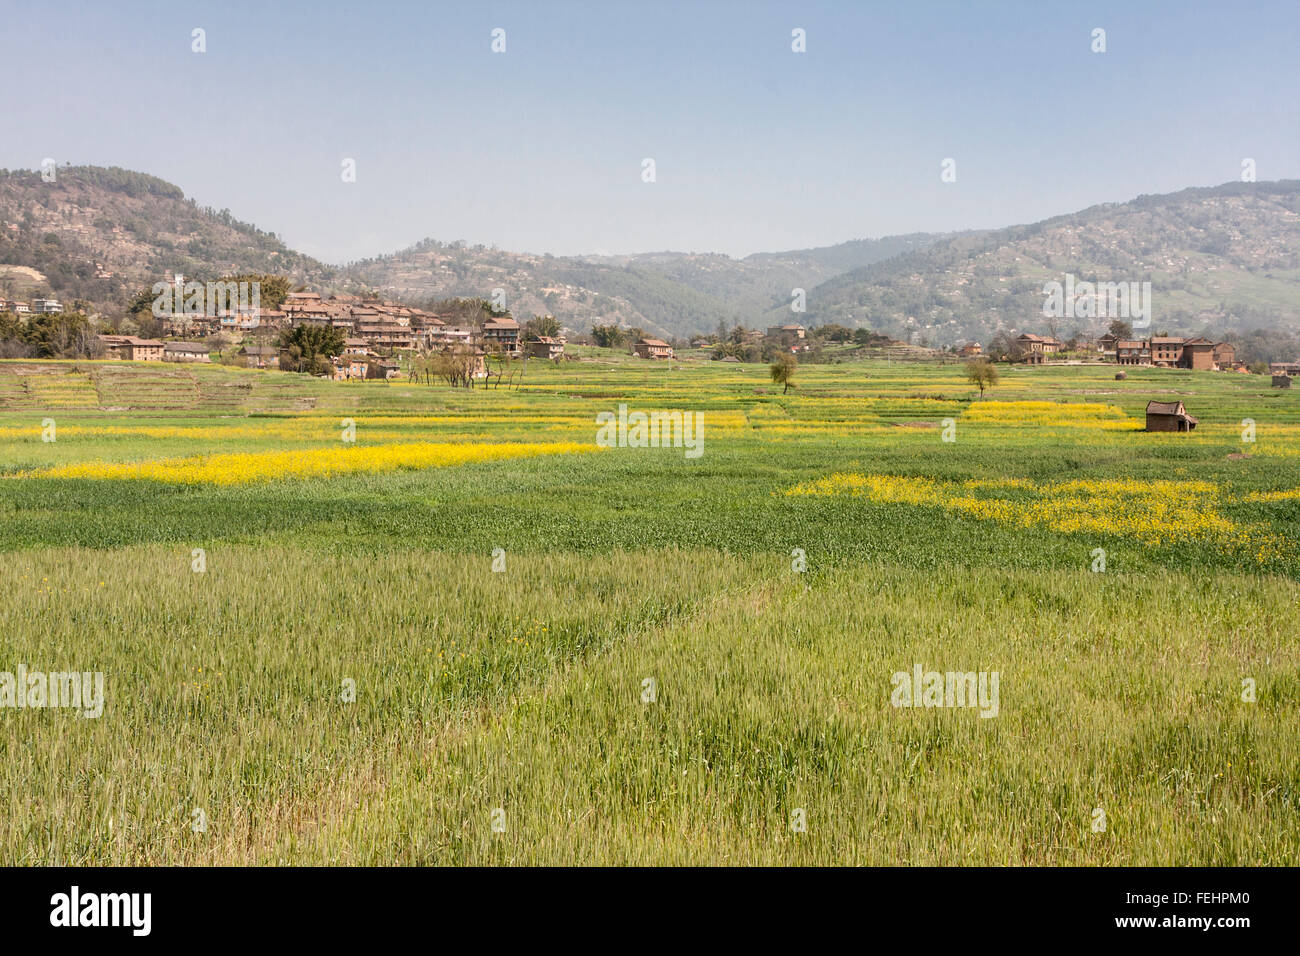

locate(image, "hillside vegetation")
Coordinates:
0 167 337 313
808 181 1300 346
342 234 939 339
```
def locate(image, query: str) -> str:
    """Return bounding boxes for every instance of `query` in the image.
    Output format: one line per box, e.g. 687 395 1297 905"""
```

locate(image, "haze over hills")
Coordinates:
4 166 1300 347
0 166 938 337
343 233 940 338
806 181 1300 346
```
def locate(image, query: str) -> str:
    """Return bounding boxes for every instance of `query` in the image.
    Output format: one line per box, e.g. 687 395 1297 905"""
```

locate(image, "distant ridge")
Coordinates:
806 180 1300 345
5 166 1300 344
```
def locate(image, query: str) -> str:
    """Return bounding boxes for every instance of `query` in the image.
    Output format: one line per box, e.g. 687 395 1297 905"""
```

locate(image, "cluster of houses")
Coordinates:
97 329 417 380
28 279 1291 384
97 335 218 365
1101 333 1238 370
160 290 521 352
681 323 814 356
766 324 812 349
1 298 65 315
97 288 584 379
960 332 1243 371
154 285 687 368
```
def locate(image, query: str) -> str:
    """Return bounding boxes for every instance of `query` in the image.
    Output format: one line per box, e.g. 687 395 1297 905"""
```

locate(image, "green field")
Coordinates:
1 355 1297 864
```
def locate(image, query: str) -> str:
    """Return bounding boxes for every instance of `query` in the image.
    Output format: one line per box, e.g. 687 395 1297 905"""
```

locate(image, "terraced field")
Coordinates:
0 355 1297 864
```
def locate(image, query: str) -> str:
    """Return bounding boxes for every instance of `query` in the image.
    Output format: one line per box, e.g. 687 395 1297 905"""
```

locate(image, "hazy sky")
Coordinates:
5 0 1298 264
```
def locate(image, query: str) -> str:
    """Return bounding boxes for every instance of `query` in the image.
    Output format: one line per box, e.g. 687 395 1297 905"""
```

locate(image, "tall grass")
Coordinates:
0 546 1294 864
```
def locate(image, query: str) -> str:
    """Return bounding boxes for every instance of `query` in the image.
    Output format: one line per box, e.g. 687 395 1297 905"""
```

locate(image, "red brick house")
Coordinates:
98 335 164 362
482 317 521 353
1179 337 1215 370
1116 340 1151 365
1149 337 1185 366
634 338 674 359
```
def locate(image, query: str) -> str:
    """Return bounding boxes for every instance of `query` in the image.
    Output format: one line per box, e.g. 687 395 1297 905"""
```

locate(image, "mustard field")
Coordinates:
0 354 1296 864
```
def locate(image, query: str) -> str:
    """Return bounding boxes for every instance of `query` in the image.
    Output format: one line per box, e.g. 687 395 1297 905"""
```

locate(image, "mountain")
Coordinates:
806 181 1300 346
0 166 339 314
339 234 940 339
6 166 1300 347
0 164 940 337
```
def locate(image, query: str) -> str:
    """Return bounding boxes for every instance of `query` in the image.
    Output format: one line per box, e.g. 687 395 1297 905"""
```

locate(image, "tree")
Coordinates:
278 324 344 373
415 344 483 388
770 353 797 394
591 324 625 349
986 331 1025 363
966 358 999 397
423 296 502 325
814 323 853 343
522 314 560 342
486 351 518 389
1108 319 1133 339
207 332 234 359
219 273 292 311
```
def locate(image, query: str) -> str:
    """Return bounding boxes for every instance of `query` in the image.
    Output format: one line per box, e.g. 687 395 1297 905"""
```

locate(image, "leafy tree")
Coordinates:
220 273 292 311
0 312 100 358
1108 319 1132 339
591 324 625 349
278 323 344 373
966 358 999 397
126 286 156 317
769 353 797 394
522 314 560 342
813 323 853 343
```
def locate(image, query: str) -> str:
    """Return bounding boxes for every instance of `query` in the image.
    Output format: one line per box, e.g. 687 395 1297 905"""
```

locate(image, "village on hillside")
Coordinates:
5 281 1300 386
973 331 1244 371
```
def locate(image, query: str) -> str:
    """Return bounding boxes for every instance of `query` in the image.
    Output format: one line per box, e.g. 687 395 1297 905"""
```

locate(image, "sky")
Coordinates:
4 0 1298 264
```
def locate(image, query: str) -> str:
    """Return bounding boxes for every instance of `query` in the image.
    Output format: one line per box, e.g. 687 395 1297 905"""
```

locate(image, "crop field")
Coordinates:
0 355 1297 865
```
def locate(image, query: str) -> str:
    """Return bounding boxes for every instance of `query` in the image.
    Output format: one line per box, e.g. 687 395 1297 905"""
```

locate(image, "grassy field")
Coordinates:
1 354 1297 864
